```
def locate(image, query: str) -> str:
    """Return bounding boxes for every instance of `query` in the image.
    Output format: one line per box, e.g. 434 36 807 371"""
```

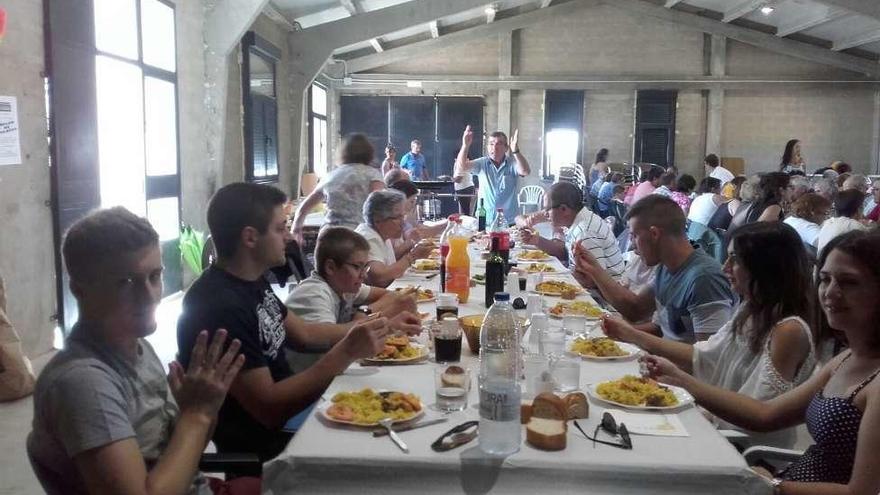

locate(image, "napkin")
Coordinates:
605 409 689 437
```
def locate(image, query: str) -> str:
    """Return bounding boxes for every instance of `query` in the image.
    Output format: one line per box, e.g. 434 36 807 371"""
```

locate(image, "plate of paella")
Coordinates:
321 388 425 426
586 375 693 411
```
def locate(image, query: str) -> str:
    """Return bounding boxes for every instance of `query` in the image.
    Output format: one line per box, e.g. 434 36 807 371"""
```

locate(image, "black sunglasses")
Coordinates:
573 412 633 450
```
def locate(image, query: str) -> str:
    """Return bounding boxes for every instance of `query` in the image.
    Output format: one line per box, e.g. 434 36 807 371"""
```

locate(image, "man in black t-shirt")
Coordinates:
177 183 419 462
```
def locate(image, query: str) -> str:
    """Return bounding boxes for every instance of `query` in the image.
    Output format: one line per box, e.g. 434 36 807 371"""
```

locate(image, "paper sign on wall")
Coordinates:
0 96 22 166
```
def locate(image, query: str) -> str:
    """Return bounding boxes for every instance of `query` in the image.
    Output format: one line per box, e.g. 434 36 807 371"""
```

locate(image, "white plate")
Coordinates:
516 254 552 262
567 340 641 361
585 382 695 411
361 344 429 365
319 393 426 426
547 302 607 320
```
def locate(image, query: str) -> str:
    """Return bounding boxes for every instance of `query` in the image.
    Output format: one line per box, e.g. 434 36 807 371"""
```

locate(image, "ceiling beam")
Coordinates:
665 0 684 7
339 0 361 15
833 28 880 51
814 0 880 21
603 0 880 77
429 20 440 38
776 7 848 37
263 2 297 31
722 0 766 23
331 72 880 91
539 0 553 7
343 0 600 73
369 38 385 52
205 0 271 56
486 5 497 23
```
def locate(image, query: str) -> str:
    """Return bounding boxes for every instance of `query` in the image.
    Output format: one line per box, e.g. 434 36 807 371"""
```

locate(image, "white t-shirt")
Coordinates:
693 310 815 448
817 217 868 254
709 166 735 186
687 193 720 226
355 223 397 266
783 216 821 248
454 172 474 191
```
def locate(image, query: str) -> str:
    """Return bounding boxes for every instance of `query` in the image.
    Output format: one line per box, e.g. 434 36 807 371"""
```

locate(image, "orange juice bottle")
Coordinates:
445 220 470 304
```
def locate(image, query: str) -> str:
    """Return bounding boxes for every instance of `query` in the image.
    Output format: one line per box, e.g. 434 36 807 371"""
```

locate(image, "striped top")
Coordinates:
565 207 625 280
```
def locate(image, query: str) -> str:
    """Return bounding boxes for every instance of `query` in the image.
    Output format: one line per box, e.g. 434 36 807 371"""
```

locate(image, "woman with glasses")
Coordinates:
356 190 433 288
644 230 880 494
602 222 818 448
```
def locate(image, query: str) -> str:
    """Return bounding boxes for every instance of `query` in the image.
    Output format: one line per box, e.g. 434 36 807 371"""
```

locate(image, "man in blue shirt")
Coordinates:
400 139 428 180
573 195 735 343
454 125 531 225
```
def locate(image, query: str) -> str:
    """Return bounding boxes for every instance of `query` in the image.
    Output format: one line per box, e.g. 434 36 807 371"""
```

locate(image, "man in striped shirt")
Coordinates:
521 181 625 281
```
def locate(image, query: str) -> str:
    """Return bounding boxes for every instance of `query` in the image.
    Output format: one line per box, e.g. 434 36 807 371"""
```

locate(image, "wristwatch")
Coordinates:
356 305 373 316
770 477 783 494
511 148 520 154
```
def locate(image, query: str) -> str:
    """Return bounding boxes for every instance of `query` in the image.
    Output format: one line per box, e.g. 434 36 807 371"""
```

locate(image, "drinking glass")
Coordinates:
539 326 565 358
522 354 551 399
549 356 581 393
562 314 587 337
434 365 471 412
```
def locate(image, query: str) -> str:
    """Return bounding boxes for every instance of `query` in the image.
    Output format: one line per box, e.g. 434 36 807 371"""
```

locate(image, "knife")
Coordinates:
372 417 449 437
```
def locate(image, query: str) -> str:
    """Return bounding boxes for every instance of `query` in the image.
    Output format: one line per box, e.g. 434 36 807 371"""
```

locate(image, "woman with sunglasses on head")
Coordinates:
644 230 880 494
602 222 818 448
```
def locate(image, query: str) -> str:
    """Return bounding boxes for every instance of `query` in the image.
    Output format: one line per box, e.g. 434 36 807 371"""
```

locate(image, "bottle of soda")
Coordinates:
479 292 521 455
477 199 487 232
485 237 505 308
445 218 471 304
438 215 458 293
488 208 510 266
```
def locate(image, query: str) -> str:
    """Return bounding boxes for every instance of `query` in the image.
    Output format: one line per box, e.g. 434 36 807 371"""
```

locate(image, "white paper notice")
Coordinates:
0 96 23 166
605 409 690 437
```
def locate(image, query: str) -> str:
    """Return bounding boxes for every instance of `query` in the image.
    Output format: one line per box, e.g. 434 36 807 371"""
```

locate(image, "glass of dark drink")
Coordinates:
434 317 462 362
436 293 460 322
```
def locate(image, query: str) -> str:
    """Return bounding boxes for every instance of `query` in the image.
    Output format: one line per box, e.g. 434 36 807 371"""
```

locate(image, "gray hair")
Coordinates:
384 168 409 186
739 175 761 202
842 173 868 194
812 177 837 197
363 189 406 228
789 175 811 199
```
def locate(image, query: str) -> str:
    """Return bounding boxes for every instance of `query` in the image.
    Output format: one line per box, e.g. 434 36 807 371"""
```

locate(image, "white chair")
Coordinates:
518 185 545 215
572 164 587 191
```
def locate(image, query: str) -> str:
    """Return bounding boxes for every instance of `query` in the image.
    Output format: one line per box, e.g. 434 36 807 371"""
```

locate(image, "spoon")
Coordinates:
378 418 409 453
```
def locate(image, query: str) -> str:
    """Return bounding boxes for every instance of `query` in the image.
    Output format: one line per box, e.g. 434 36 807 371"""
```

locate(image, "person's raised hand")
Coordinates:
405 228 423 244
168 329 245 420
639 354 688 388
389 311 423 336
519 228 539 245
600 315 636 343
510 128 519 153
342 315 390 360
411 241 433 260
573 241 602 275
462 125 473 148
372 290 418 316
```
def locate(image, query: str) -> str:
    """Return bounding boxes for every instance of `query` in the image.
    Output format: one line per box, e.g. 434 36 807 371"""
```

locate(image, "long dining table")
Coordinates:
262 239 771 495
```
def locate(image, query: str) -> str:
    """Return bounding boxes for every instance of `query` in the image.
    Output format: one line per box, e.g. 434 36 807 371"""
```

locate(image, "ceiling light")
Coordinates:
760 6 775 15
484 5 496 15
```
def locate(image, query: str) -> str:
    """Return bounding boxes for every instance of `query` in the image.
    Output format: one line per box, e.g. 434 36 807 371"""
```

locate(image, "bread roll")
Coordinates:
531 393 567 421
564 392 589 420
526 417 567 451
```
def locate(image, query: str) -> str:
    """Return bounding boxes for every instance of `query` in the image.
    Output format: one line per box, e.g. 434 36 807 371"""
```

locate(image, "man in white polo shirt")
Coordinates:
704 154 734 186
521 181 625 280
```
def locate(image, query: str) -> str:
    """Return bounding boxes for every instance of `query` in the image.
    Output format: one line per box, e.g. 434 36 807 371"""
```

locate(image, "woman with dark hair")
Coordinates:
644 230 880 492
710 176 748 232
749 172 790 223
817 189 869 253
292 133 385 240
603 221 817 448
669 174 697 213
587 148 610 188
780 139 806 175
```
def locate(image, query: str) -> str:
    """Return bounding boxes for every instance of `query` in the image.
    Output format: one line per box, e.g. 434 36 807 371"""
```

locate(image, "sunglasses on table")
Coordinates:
573 412 633 450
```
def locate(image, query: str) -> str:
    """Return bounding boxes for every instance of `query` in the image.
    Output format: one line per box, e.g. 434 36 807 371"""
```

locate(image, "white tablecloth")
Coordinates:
263 245 771 495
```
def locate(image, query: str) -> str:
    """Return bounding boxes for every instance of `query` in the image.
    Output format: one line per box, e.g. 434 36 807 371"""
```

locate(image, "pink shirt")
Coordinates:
630 181 656 205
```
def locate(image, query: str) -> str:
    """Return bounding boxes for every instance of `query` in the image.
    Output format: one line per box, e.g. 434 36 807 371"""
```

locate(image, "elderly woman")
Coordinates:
817 189 870 254
784 192 831 248
291 134 385 241
356 190 433 288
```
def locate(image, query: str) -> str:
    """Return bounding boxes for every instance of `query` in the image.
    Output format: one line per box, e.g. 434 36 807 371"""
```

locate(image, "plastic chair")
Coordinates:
743 445 803 466
518 185 545 215
687 221 725 264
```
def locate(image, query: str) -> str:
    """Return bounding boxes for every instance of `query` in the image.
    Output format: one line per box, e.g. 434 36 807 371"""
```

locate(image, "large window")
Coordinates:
309 84 328 177
93 0 182 292
634 90 677 167
242 32 280 183
543 90 585 179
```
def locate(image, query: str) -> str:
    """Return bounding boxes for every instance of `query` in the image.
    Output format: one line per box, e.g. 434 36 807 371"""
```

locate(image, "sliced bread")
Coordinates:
526 417 567 451
564 392 589 420
531 393 567 421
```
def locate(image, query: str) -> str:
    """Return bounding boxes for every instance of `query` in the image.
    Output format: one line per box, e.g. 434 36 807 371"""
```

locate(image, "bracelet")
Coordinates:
511 148 520 154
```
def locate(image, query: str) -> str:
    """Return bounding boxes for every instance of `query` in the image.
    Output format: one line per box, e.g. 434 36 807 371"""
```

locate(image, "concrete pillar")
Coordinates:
873 89 880 174
497 31 514 132
705 34 726 157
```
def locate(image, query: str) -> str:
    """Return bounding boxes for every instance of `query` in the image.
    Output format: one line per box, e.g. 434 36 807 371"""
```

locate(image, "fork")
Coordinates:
378 418 409 453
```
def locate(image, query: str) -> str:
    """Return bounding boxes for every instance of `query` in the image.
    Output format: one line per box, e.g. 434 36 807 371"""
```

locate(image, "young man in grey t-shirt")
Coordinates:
27 207 247 495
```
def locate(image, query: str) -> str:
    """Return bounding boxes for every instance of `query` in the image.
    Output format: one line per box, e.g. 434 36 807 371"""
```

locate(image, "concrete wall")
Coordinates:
0 0 56 357
331 3 878 181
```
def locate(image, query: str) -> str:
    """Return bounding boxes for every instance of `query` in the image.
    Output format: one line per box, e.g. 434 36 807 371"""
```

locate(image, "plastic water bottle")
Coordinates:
479 292 521 455
488 208 510 266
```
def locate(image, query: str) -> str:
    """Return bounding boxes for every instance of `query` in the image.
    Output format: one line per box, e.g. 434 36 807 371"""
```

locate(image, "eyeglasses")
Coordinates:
344 262 370 275
573 413 633 450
